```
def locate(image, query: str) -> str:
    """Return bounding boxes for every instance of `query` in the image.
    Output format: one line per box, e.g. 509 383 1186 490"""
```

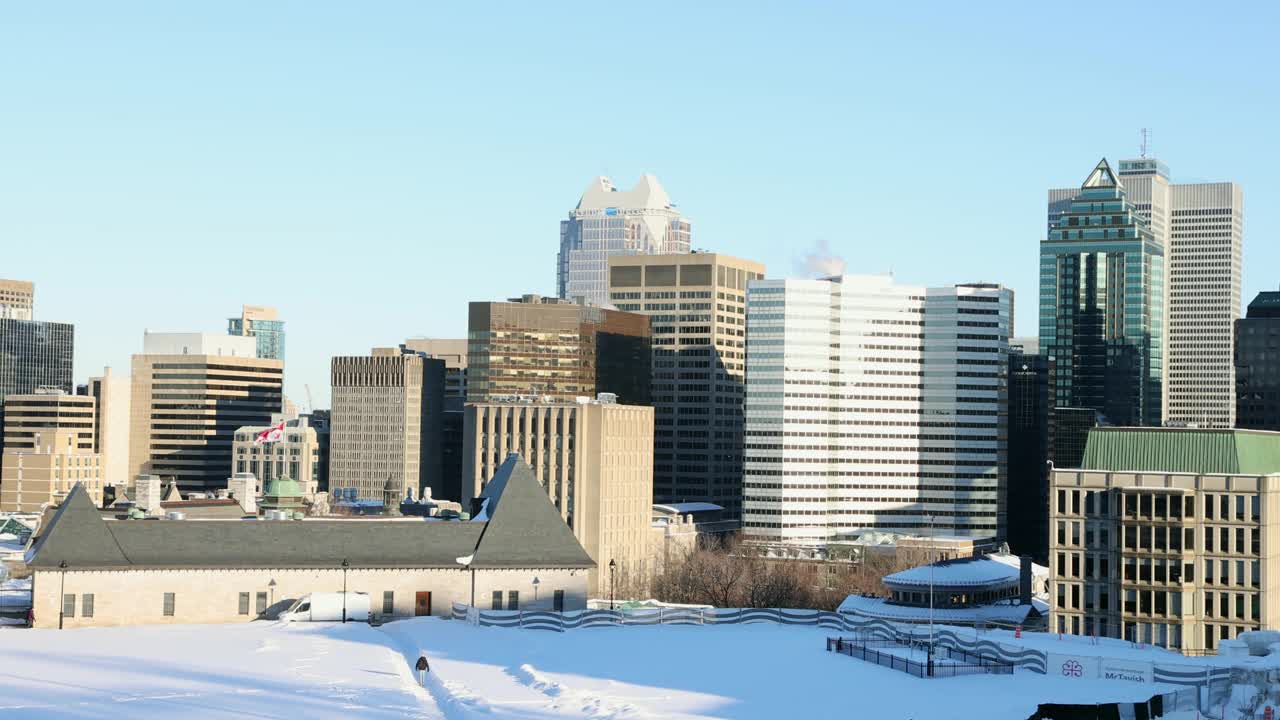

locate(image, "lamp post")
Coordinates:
268 578 277 610
532 576 540 607
608 559 617 611
58 561 68 630
927 513 935 675
341 558 350 624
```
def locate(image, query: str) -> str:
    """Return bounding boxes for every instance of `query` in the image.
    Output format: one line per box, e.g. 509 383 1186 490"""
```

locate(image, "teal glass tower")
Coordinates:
1039 159 1164 427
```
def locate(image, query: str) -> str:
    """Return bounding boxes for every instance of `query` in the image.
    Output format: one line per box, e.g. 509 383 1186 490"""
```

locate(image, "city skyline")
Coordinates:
3 4 1277 408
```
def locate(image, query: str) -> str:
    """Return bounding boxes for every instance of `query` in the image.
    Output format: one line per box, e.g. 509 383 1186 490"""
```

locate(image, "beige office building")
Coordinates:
129 333 284 494
233 415 321 498
404 338 468 501
608 252 764 517
2 388 95 452
0 278 34 321
1 429 103 512
1049 427 1280 653
330 348 445 502
80 367 131 487
463 396 654 594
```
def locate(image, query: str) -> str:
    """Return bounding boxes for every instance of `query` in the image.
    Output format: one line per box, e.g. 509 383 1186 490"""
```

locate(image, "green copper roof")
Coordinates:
1081 428 1280 475
263 477 304 498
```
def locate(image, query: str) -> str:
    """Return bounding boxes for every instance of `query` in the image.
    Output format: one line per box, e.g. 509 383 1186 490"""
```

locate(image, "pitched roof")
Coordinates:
1082 158 1120 189
28 458 594 571
470 455 595 569
1080 428 1280 475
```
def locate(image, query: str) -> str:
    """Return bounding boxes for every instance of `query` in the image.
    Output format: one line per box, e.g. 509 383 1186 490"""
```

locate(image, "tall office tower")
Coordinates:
2 388 95 452
467 294 651 406
557 174 692 305
1052 157 1244 427
0 319 74 399
0 429 103 512
329 348 445 501
227 304 286 360
742 275 1011 547
1006 346 1053 563
78 367 131 487
301 409 331 492
606 253 765 518
404 338 468 501
462 395 654 594
129 333 283 494
1041 159 1164 428
1235 291 1280 430
1052 407 1102 469
0 279 34 320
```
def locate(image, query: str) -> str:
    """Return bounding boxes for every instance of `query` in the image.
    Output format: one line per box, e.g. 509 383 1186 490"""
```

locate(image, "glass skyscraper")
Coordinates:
227 304 285 360
1040 159 1164 427
0 319 74 399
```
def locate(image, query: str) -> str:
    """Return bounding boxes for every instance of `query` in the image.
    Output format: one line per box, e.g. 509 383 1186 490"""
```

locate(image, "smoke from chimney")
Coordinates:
795 239 847 278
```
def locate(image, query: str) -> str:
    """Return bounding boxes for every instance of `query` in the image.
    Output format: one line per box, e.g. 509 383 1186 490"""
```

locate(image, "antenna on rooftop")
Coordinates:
1139 128 1151 159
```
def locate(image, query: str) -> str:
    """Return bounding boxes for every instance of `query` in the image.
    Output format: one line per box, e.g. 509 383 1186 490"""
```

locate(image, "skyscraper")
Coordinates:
228 304 286 360
742 275 1011 547
467 295 651 406
1235 290 1280 430
1006 346 1053 563
0 318 74 400
1051 156 1244 427
0 279 34 321
607 252 765 518
557 174 691 305
1041 159 1164 427
129 333 283 494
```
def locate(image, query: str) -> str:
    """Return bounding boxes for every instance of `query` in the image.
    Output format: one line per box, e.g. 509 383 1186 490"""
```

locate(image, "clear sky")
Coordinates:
3 2 1277 407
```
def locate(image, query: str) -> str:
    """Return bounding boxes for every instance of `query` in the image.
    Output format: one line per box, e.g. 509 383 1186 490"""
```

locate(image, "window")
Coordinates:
239 592 250 615
507 591 519 611
82 594 94 618
163 593 175 617
63 594 76 618
1236 495 1246 522
491 591 503 610
383 591 394 615
256 592 268 615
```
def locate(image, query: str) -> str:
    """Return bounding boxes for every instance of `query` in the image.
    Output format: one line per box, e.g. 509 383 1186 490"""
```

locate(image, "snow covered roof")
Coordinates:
883 554 1045 589
837 594 1043 625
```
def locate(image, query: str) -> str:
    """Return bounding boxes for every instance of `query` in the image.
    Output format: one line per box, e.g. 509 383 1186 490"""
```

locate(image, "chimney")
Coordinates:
135 474 163 516
1019 555 1032 605
227 472 257 515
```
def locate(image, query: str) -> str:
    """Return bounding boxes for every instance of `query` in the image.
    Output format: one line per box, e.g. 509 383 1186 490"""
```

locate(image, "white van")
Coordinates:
279 592 370 622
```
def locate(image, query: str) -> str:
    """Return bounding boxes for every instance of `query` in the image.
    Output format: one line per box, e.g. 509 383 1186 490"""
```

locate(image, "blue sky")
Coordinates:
3 2 1277 407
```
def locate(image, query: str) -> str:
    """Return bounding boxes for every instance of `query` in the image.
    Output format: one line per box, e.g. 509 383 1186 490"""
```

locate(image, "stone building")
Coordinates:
25 456 593 628
232 415 321 498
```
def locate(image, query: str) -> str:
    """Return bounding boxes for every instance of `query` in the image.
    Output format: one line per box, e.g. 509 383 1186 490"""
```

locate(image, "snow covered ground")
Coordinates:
0 618 1203 719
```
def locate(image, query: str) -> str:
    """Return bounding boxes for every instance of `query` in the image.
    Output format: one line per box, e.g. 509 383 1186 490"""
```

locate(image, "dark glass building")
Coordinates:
1007 350 1053 563
1052 407 1103 469
1040 159 1164 427
0 319 74 452
1235 291 1280 430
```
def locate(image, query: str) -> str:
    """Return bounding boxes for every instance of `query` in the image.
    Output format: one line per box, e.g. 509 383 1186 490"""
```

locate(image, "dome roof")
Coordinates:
263 476 304 498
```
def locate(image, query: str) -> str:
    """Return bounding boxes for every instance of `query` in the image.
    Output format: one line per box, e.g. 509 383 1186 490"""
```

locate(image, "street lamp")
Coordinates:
341 558 350 624
532 576 540 607
58 561 68 630
268 578 277 610
927 513 935 676
608 559 617 611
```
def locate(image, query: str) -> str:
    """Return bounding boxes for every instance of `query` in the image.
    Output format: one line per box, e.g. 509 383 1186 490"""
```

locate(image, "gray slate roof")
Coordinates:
28 456 594 571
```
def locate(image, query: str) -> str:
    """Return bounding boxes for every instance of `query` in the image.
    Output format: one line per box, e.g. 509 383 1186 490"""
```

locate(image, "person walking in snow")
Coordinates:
416 655 430 686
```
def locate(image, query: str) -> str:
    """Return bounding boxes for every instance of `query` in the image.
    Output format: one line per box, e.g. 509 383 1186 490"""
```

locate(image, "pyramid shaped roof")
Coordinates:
470 455 594 569
1082 158 1121 189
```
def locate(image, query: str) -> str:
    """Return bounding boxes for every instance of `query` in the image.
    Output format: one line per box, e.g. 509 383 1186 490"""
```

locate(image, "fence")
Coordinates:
826 636 1014 678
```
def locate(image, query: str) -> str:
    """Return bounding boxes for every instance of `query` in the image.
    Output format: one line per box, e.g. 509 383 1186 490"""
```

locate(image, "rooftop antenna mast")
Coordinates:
1139 128 1151 159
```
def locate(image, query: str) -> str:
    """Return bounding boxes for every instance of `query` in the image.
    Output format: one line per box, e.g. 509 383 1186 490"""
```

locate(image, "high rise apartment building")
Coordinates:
228 304 286 360
462 396 654 594
129 333 283 494
607 252 764 517
2 388 95 452
742 275 1011 547
557 174 691 306
329 348 445 502
1042 159 1164 427
1235 291 1280 431
0 279 34 321
1050 157 1243 428
1049 428 1280 653
467 295 651 406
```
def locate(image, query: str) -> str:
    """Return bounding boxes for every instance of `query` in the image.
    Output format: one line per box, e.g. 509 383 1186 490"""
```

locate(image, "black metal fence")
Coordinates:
826 636 1014 678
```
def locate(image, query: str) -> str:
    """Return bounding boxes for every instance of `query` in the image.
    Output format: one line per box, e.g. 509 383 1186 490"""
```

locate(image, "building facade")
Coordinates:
1007 348 1053 563
233 415 321 498
742 275 1011 548
128 333 284 494
1 388 95 452
467 295 651 406
1042 159 1164 427
462 397 654 594
0 318 74 401
557 174 692 306
0 279 34 321
607 252 765 517
227 304 285 360
302 409 331 492
404 338 468 501
1235 291 1280 431
1 429 103 512
329 348 445 502
1049 428 1280 653
79 367 131 488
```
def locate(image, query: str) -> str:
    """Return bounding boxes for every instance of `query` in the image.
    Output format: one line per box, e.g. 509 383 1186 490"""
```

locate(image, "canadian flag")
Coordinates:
254 420 286 445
